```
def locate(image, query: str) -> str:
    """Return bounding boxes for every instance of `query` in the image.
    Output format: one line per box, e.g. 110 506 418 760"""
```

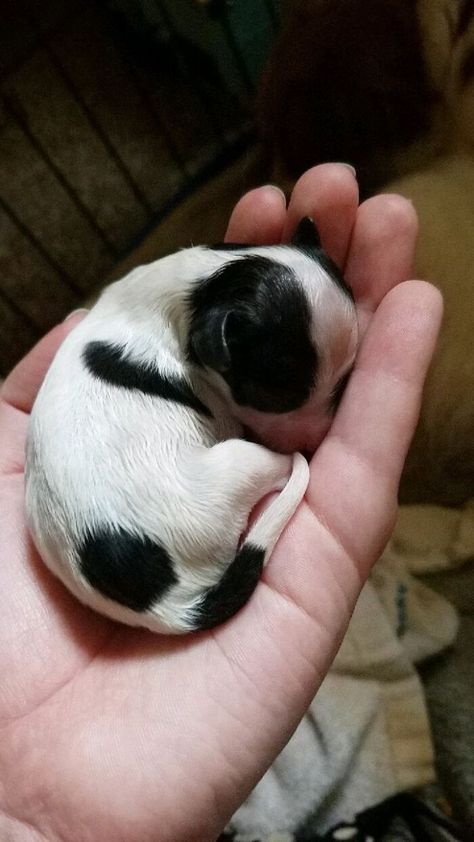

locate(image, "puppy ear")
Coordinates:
291 216 321 248
189 309 232 372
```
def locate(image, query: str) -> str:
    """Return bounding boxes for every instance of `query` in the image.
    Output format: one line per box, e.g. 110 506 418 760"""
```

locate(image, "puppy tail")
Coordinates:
243 451 310 557
191 452 309 631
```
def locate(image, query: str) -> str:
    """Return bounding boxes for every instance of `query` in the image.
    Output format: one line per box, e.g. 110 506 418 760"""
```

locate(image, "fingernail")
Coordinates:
337 163 357 177
64 307 89 322
265 184 287 204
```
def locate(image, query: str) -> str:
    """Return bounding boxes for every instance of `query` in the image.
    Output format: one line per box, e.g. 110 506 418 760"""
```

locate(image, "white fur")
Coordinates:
25 245 357 633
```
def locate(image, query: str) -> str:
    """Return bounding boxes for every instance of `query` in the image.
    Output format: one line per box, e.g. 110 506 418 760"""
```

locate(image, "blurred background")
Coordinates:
0 0 282 375
1 1 474 839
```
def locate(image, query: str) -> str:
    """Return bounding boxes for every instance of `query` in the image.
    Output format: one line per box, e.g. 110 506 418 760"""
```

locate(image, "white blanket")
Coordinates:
229 501 474 840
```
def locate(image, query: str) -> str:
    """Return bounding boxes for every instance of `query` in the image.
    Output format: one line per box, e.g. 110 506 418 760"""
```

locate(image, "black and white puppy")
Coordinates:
25 218 358 634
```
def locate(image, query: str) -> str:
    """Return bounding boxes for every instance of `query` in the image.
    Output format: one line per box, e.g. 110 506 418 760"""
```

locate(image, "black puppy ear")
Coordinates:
189 309 232 372
291 216 321 248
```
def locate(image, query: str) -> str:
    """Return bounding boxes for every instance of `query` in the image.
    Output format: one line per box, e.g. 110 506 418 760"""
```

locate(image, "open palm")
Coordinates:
0 165 441 842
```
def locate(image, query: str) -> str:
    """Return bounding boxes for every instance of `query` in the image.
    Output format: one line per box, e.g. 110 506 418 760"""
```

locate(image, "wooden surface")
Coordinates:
107 148 260 285
0 0 248 375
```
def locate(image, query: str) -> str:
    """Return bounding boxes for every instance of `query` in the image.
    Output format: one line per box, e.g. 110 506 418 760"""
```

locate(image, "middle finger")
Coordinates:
282 164 359 267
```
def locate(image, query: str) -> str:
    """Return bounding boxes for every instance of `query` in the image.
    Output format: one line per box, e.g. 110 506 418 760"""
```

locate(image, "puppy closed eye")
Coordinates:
329 367 353 414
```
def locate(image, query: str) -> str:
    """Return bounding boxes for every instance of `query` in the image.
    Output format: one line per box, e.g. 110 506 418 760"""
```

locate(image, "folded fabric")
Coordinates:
388 500 474 575
228 503 470 841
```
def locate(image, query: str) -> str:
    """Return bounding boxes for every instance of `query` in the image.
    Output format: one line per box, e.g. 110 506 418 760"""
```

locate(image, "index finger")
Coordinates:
307 280 443 571
282 164 359 267
263 281 443 625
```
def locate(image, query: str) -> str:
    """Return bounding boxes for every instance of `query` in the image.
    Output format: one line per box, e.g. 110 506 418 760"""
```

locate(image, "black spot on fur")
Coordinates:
80 527 178 612
192 543 265 630
291 216 322 249
329 366 354 414
83 340 212 417
291 218 354 302
188 255 318 413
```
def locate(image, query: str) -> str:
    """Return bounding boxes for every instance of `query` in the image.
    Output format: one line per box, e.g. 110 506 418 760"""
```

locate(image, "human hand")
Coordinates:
0 165 442 842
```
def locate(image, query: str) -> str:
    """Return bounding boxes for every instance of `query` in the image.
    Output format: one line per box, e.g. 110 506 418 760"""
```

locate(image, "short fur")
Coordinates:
25 225 358 634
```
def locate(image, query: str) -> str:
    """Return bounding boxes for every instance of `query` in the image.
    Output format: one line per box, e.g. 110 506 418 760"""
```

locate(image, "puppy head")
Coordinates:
188 219 359 453
188 252 317 415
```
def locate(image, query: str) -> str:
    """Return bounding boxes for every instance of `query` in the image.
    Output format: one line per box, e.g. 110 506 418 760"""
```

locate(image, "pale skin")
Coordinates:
0 164 442 842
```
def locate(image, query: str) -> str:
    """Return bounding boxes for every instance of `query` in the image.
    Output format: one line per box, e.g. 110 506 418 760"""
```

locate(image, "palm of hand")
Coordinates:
0 166 441 842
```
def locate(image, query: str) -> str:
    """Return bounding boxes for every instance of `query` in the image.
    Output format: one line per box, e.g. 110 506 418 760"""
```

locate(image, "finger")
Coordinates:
345 194 418 310
282 164 359 267
225 185 287 244
307 280 443 570
260 281 442 633
0 313 86 414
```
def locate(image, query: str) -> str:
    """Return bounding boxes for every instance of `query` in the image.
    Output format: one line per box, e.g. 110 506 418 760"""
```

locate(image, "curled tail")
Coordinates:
191 452 309 630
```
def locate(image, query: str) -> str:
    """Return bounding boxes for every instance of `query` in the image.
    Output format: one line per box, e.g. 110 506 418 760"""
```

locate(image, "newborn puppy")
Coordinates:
25 218 358 634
